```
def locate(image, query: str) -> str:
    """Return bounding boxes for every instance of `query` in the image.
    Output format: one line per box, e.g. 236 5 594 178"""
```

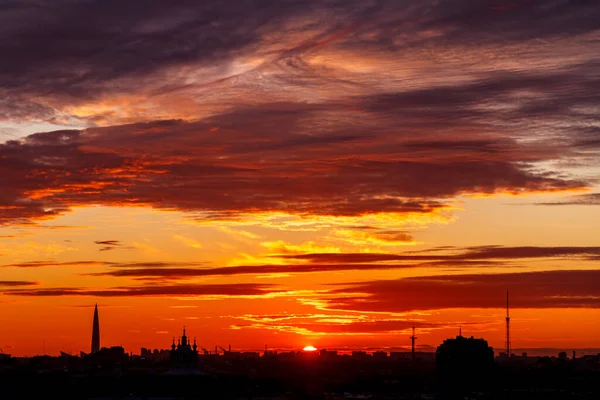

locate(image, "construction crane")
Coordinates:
218 346 229 354
200 347 210 355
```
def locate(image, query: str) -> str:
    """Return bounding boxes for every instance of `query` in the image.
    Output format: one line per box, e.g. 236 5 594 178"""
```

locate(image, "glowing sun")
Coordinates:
303 345 317 352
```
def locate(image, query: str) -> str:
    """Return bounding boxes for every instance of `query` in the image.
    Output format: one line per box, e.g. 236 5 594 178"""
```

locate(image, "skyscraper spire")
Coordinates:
91 303 100 353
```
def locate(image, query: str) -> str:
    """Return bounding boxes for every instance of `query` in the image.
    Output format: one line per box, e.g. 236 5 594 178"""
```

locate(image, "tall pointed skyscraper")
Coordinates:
91 303 100 353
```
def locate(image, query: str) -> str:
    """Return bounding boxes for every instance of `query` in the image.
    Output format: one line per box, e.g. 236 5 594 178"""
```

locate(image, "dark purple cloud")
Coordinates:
1 1 598 104
0 0 343 100
326 269 600 312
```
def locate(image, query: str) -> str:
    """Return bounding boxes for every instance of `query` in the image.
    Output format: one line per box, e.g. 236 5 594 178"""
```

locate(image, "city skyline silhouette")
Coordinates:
2 302 598 400
3 302 598 360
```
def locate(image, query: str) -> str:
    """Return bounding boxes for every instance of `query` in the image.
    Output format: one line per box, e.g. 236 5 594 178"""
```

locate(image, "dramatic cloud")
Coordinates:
0 1 598 226
327 269 600 312
0 114 588 226
1 1 598 110
4 283 278 297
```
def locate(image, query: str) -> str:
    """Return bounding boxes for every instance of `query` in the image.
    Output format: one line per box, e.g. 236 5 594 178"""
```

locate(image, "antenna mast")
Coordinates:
506 290 511 358
410 325 417 362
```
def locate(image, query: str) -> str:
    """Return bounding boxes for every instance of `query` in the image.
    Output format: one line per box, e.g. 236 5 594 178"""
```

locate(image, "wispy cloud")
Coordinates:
260 240 341 255
5 283 279 298
6 245 597 279
173 235 203 249
0 280 38 287
94 240 133 251
85 263 420 280
277 246 600 263
1 260 110 268
535 193 600 206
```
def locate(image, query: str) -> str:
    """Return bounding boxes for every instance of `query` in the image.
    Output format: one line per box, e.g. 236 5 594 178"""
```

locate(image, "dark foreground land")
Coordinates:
1 355 599 399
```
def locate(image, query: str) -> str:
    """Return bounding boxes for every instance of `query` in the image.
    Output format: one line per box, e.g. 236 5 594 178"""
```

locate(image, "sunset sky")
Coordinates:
1 0 600 357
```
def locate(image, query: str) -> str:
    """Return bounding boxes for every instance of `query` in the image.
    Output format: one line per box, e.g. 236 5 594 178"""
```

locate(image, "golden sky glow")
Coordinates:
1 0 599 357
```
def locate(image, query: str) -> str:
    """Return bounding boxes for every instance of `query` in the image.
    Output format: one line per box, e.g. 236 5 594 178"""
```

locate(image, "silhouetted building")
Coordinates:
389 351 412 361
141 347 152 358
388 350 433 362
351 351 369 360
170 327 198 370
85 346 128 366
319 349 338 359
91 303 100 353
436 334 494 397
141 347 171 361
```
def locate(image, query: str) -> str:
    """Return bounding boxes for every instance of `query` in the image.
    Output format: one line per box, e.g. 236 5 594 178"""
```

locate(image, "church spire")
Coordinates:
91 303 100 353
181 326 187 346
